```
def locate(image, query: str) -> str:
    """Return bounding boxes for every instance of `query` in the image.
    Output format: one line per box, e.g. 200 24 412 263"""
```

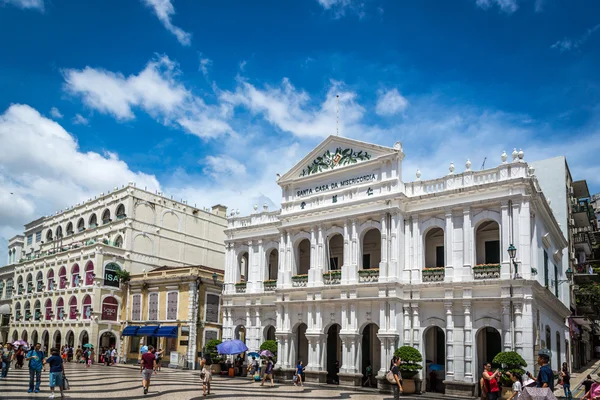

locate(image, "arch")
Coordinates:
475 220 501 266
134 201 155 224
68 296 78 320
264 325 276 342
101 208 111 224
15 301 21 320
234 325 246 343
326 323 342 384
545 325 552 355
421 217 445 236
53 330 62 348
358 220 382 241
55 225 63 239
294 322 308 368
17 275 23 294
294 238 311 276
133 233 153 255
361 228 381 270
26 273 33 293
66 222 74 235
12 330 18 342
65 330 75 347
556 331 562 371
101 296 119 321
31 330 38 346
116 203 126 219
58 266 67 289
113 234 123 248
56 297 65 320
266 248 278 281
98 330 117 350
82 295 92 319
24 300 31 320
77 217 85 232
361 323 381 386
475 326 502 391
41 330 49 351
424 227 445 268
22 330 28 344
88 213 98 227
44 299 53 321
161 210 180 231
327 233 344 271
36 271 43 292
424 325 446 392
47 269 55 290
46 229 53 242
71 263 80 287
237 251 249 282
85 261 94 285
33 300 41 321
79 330 89 347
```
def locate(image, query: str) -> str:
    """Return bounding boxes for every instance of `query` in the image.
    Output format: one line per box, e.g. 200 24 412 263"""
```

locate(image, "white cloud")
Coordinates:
49 107 63 119
375 88 409 116
199 56 212 77
551 24 600 53
63 55 233 139
316 0 364 19
2 0 44 11
72 114 89 125
475 0 518 13
239 60 247 72
0 104 160 263
141 0 191 46
203 155 248 180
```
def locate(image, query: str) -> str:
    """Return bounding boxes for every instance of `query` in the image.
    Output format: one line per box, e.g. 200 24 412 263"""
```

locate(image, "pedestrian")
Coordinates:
61 347 67 363
390 356 403 400
67 346 73 362
506 371 522 400
46 347 64 399
362 364 374 387
560 362 572 399
482 362 501 400
111 347 117 365
585 374 600 399
140 345 157 395
25 342 46 393
155 348 163 372
75 347 82 363
89 348 95 367
583 374 595 396
15 345 25 369
526 349 554 392
104 347 112 366
294 360 304 387
1 343 15 378
200 357 212 396
248 356 259 379
83 347 89 367
260 357 275 387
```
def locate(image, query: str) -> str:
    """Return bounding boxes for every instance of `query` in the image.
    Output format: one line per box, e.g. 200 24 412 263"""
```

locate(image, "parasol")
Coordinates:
519 387 558 400
260 350 274 358
217 340 248 355
429 364 444 371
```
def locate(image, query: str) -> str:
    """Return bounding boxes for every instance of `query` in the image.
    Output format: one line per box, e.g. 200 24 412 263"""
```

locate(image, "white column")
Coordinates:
247 240 254 283
445 301 455 380
502 300 512 352
378 336 388 376
380 213 389 280
403 219 411 283
278 232 286 288
349 220 358 284
501 202 511 279
255 239 264 292
342 220 350 284
463 299 473 382
390 213 400 282
519 201 531 279
514 301 524 356
411 303 420 352
403 304 411 344
187 282 198 369
412 217 421 283
445 210 454 282
463 208 472 280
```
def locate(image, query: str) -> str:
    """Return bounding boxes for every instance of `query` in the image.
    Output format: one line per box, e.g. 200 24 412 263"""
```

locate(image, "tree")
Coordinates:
394 346 423 379
260 340 278 363
205 339 222 363
492 351 527 387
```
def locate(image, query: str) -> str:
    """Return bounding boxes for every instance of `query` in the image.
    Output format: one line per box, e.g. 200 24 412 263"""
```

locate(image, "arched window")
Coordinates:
71 264 80 287
113 235 123 248
26 273 33 293
17 275 24 294
66 222 74 235
56 297 65 320
102 209 111 224
101 296 118 321
85 261 94 285
68 296 78 319
56 225 63 239
58 267 67 289
15 302 22 320
116 204 126 219
46 229 53 242
6 278 13 297
34 300 41 321
24 301 31 320
89 214 98 228
77 218 85 232
47 270 55 290
82 295 92 319
45 299 53 321
36 272 43 292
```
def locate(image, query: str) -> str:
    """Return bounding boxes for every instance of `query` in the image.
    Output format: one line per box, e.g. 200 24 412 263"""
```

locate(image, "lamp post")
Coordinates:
507 244 520 279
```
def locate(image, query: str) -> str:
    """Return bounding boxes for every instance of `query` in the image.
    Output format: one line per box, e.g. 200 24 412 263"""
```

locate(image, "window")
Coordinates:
132 294 141 321
436 246 445 267
329 257 339 270
82 295 92 319
363 254 371 269
102 209 111 224
66 222 74 235
72 264 80 287
58 267 67 289
484 240 500 264
85 262 94 285
35 231 41 242
129 336 141 353
205 294 220 323
89 214 98 228
56 297 65 320
46 230 53 242
6 279 13 297
47 270 55 290
554 264 559 297
77 218 85 232
148 292 159 320
69 296 78 319
116 204 126 219
101 296 118 321
27 235 33 245
544 251 549 288
45 299 52 320
167 292 178 320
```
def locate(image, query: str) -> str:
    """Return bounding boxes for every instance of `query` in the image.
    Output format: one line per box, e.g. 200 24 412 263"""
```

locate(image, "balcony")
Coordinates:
323 271 341 285
235 282 246 293
473 264 501 280
573 202 595 228
358 268 379 283
264 280 277 291
574 232 593 255
292 274 308 288
422 267 445 282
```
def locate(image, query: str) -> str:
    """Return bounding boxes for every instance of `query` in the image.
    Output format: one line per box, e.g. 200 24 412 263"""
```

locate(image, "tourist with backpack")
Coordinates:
386 356 403 399
1 343 14 378
260 357 275 387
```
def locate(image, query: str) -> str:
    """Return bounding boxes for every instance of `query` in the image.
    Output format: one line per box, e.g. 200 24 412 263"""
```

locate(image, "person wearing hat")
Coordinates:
584 374 600 399
526 349 554 392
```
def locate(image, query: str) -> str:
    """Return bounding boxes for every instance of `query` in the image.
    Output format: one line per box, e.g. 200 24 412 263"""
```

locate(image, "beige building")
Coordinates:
5 183 226 353
121 265 223 369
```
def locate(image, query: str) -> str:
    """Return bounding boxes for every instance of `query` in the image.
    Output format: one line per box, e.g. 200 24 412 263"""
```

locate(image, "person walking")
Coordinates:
67 346 73 363
294 360 304 387
15 345 25 369
506 371 522 400
46 348 64 399
248 356 259 379
363 364 374 387
75 347 82 363
1 343 15 378
104 347 112 366
200 357 212 396
140 345 157 395
390 356 403 400
25 342 46 393
155 348 163 372
260 357 275 387
583 374 595 397
111 347 118 365
560 362 572 399
526 349 554 392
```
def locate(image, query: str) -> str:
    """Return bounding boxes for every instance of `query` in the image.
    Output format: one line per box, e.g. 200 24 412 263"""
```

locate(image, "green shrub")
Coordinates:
260 340 278 363
394 346 423 378
205 339 222 363
492 351 527 387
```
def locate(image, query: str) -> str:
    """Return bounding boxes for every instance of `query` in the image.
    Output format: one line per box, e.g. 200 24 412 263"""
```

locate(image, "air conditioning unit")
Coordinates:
569 186 574 195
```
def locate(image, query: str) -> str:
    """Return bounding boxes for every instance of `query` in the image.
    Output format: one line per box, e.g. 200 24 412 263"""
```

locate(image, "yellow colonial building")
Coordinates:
121 265 223 369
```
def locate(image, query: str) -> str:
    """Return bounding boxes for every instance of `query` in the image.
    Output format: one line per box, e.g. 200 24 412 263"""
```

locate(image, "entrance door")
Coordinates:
327 324 341 384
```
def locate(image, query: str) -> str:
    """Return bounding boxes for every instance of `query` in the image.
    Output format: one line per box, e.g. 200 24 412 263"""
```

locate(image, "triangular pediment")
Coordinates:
279 135 400 183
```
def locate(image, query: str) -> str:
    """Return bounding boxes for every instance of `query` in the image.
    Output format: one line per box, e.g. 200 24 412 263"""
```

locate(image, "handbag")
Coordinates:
386 370 397 384
62 374 70 390
293 374 298 383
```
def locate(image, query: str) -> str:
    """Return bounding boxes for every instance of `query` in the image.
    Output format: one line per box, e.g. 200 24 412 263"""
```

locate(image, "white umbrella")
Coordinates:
520 387 558 400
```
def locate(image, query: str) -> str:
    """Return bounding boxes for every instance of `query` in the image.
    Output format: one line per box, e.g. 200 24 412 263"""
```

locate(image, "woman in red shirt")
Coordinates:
482 363 501 400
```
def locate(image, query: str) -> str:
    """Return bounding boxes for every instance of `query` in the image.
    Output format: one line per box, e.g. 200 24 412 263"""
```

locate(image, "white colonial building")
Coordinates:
3 183 226 355
222 136 570 396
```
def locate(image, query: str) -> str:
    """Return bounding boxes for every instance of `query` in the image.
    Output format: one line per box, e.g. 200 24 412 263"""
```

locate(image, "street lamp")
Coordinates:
507 244 521 279
552 267 573 286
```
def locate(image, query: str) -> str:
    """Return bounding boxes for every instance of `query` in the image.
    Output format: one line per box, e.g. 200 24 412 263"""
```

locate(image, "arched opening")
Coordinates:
267 249 278 281
31 330 38 346
89 213 98 228
361 323 381 388
425 227 445 268
475 221 500 265
66 331 75 347
80 330 89 347
234 325 246 343
327 324 342 384
33 300 41 321
58 267 67 289
26 273 33 293
328 234 344 270
101 297 119 321
424 326 446 393
361 228 381 270
24 301 31 321
82 295 92 319
476 327 502 394
113 235 123 248
66 222 74 235
77 218 85 232
47 269 55 290
12 330 18 342
56 225 63 239
116 204 126 219
85 261 94 285
71 264 80 287
46 229 53 242
15 302 22 320
68 296 78 320
295 323 308 368
42 330 49 352
238 252 248 282
17 275 23 294
102 209 111 224
53 330 62 348
295 239 311 275
22 330 28 344
56 297 65 320
556 332 561 370
265 325 276 342
546 326 552 357
36 272 43 292
99 331 116 349
45 299 53 321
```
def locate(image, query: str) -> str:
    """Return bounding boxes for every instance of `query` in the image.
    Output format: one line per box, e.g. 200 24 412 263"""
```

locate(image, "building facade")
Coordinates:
0 236 19 342
222 136 569 396
5 183 226 353
120 265 223 369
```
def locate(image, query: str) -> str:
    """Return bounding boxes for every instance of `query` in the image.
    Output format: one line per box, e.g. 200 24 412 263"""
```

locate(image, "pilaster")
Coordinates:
501 201 511 279
445 210 454 282
462 208 472 280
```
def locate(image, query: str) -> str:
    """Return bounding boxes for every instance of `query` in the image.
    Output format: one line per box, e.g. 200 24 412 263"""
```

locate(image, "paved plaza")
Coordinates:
0 363 418 400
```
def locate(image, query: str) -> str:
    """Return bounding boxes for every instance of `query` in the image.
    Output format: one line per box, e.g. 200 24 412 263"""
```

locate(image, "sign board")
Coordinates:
205 294 220 323
104 262 121 288
101 302 118 321
170 351 179 365
179 340 189 346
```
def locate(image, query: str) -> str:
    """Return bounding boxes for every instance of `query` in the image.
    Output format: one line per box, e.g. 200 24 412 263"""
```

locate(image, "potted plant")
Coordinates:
205 339 222 374
395 346 423 394
491 351 527 399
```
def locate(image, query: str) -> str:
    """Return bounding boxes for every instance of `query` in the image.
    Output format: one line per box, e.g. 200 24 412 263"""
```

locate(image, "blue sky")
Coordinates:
1 0 599 262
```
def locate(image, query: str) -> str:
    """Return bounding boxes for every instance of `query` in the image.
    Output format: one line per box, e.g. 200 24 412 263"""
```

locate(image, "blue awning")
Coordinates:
155 326 178 338
137 326 159 336
122 326 139 336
